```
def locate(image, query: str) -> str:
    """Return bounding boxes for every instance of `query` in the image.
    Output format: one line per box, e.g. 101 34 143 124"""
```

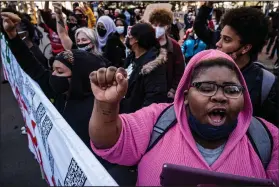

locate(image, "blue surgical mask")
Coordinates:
188 108 238 141
116 26 125 35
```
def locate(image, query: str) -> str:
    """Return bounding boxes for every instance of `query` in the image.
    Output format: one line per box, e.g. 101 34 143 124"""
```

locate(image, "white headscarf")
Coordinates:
97 16 117 49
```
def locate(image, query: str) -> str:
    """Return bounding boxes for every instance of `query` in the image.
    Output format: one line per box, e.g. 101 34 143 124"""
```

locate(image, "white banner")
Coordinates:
0 34 118 186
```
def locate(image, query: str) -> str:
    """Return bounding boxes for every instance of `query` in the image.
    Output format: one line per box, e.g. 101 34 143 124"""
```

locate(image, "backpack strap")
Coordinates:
247 117 273 169
145 106 273 169
146 105 177 153
261 68 275 104
253 62 276 104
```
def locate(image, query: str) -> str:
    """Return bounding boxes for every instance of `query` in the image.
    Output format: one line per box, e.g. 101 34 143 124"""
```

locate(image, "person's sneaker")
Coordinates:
21 126 26 131
21 130 27 135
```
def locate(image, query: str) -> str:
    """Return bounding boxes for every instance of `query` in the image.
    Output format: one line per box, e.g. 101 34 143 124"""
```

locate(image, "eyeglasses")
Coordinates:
191 82 245 99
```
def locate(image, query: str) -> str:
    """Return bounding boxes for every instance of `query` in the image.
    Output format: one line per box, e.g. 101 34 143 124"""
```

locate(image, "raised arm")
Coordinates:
89 67 128 149
1 12 55 99
44 1 50 11
193 2 217 47
89 67 167 166
53 3 73 50
62 5 73 18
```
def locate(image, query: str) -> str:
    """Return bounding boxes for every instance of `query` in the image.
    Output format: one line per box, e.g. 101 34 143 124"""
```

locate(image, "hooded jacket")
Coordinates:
6 35 106 149
120 47 168 114
91 50 278 186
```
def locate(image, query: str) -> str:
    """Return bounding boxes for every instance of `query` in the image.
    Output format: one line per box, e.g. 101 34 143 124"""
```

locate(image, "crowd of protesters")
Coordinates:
0 1 278 186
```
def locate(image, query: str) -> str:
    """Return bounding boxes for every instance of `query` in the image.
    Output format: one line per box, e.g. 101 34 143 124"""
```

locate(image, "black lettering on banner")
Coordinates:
64 158 87 186
48 146 54 175
35 103 46 124
58 180 62 186
39 115 53 149
25 79 36 101
32 105 37 121
17 76 24 93
16 65 24 92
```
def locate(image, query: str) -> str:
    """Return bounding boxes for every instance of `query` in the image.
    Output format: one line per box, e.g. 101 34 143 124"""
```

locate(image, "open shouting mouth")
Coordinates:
208 108 227 126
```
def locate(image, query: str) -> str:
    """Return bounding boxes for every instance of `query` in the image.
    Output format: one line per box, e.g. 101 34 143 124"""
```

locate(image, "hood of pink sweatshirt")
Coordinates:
173 49 253 165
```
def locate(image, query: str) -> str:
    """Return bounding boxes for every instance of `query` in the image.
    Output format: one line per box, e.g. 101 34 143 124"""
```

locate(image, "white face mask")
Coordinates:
116 26 125 35
155 26 166 39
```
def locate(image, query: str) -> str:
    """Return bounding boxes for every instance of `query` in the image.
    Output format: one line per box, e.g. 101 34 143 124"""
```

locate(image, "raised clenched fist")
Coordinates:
53 2 63 15
89 67 128 103
1 12 21 38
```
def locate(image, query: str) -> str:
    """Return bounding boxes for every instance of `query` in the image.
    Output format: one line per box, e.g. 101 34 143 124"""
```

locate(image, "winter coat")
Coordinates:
102 32 126 68
164 37 185 94
121 47 168 114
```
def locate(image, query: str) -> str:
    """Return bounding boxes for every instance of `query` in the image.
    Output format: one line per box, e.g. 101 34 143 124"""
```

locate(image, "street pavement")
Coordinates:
0 68 47 187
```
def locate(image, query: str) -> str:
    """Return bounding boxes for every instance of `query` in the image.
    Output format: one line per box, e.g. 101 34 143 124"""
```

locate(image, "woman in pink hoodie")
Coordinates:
88 50 278 186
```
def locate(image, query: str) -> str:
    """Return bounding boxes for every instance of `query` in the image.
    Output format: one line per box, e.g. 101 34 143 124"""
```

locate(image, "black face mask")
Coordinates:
188 108 238 141
49 75 71 94
68 23 78 31
97 27 107 37
77 43 93 52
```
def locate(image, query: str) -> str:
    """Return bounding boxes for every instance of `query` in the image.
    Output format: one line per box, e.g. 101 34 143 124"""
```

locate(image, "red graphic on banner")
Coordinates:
31 120 36 130
52 175 57 186
38 150 50 186
26 126 38 147
15 86 28 112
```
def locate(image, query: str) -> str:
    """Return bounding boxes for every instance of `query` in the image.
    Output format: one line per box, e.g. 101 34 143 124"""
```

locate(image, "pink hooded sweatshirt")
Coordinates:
91 50 279 186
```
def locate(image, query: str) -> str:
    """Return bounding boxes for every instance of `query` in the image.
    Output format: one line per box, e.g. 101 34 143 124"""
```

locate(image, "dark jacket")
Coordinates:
164 37 185 93
6 35 107 148
102 32 126 68
121 47 168 114
169 24 180 41
242 62 278 125
194 5 221 49
29 44 49 70
194 5 279 126
269 11 279 29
